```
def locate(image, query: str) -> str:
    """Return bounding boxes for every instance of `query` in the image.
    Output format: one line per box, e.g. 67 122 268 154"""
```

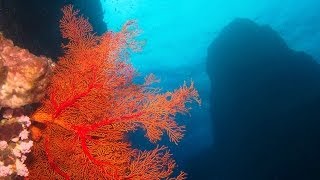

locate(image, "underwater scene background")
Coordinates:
0 0 320 179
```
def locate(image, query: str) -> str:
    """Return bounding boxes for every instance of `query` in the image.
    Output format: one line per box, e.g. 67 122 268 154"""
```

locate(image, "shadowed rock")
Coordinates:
189 18 320 180
0 0 106 60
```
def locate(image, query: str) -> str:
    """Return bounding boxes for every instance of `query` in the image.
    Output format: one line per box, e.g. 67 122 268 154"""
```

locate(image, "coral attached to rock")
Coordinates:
0 108 33 178
0 33 55 108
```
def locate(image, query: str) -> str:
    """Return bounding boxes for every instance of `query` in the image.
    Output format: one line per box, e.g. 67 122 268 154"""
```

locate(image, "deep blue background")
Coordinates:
99 0 320 164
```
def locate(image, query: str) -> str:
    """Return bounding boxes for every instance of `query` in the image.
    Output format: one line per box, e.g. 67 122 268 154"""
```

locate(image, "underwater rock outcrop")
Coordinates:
0 33 54 108
0 33 53 179
205 18 320 179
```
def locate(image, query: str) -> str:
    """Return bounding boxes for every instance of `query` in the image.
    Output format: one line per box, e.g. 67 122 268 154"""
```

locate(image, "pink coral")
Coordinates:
0 113 34 179
0 33 55 108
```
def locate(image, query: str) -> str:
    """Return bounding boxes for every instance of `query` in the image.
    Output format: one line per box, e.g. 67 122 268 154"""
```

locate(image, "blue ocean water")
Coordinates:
99 0 320 163
101 0 320 156
100 0 320 67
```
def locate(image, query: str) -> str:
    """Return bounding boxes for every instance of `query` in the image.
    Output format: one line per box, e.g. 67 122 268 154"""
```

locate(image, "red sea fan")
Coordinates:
28 5 200 179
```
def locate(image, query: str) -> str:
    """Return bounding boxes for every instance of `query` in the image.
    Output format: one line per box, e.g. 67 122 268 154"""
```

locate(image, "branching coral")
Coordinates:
28 5 200 179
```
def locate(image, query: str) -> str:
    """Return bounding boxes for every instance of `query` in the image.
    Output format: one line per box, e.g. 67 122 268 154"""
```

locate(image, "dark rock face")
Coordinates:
193 18 320 180
0 0 106 59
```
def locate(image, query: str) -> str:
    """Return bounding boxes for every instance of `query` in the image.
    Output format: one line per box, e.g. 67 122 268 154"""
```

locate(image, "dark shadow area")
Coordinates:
0 0 106 60
187 18 320 180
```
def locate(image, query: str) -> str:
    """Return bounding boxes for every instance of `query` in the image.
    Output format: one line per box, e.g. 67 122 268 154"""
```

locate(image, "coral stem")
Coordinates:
44 136 70 180
52 67 102 119
71 111 144 179
89 111 144 131
79 136 118 178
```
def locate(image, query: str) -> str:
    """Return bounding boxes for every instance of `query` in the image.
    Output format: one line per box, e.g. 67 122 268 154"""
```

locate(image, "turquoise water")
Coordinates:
98 1 320 179
100 0 320 69
99 0 320 160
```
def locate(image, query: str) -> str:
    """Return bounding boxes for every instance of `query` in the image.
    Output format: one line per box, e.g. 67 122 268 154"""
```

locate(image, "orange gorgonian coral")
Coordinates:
28 5 200 180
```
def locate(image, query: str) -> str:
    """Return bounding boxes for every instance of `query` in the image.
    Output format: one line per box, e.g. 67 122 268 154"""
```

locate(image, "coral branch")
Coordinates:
89 111 144 131
44 137 70 180
71 111 144 177
51 67 102 119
